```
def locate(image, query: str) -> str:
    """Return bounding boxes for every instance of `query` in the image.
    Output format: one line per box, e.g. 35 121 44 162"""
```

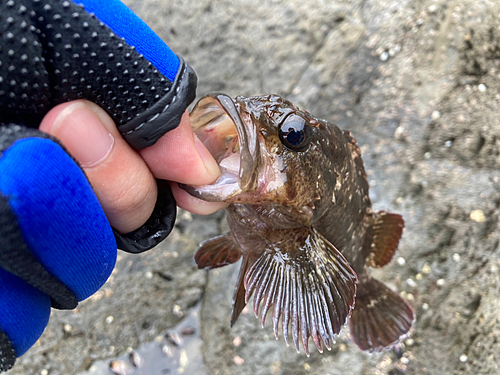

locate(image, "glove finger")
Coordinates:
0 132 116 302
0 268 51 359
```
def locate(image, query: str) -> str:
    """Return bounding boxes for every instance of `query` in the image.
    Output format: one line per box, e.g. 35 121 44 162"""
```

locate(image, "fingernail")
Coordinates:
51 102 115 167
194 135 221 179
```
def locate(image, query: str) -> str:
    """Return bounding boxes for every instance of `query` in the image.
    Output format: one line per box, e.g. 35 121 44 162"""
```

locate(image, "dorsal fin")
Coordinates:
365 211 404 268
232 229 357 356
194 234 241 270
349 276 415 351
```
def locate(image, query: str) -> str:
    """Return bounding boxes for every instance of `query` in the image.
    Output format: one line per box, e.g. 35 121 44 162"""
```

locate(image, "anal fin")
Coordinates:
348 276 415 352
194 234 242 270
230 254 258 327
233 229 357 356
366 211 404 268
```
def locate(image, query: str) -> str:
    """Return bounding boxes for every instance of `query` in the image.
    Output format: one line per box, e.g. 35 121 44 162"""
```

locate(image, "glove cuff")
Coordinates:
113 179 176 253
118 56 198 150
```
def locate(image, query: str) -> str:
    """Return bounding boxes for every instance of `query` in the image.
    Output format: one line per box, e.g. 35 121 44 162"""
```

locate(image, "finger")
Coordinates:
39 100 157 234
140 110 221 186
170 182 228 215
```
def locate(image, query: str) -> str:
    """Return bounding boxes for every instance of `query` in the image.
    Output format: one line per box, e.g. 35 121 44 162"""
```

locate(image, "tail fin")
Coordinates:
231 229 357 356
349 276 414 352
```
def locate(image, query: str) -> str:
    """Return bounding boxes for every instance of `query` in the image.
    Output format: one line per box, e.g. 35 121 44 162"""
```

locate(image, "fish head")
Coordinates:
184 94 347 224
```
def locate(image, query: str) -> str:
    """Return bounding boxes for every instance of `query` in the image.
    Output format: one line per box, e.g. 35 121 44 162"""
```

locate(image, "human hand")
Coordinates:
0 0 229 370
39 100 227 235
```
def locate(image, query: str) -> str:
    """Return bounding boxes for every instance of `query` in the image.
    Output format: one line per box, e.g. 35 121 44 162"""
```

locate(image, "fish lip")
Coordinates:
214 94 259 192
182 94 260 202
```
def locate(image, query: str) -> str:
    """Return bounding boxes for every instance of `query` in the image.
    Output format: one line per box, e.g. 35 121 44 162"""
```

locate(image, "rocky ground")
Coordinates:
7 0 500 374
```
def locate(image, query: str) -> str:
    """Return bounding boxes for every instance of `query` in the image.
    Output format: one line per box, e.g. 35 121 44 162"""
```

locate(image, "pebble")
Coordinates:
422 263 431 274
445 140 452 147
179 350 189 368
397 257 406 266
233 336 242 347
40 370 49 375
422 303 429 310
406 278 417 288
453 253 461 262
389 45 401 56
63 324 72 333
380 51 389 61
436 279 445 287
460 354 468 362
105 315 114 324
470 209 485 223
431 110 441 120
173 305 184 317
162 344 174 357
234 355 245 366
428 4 439 13
181 326 196 336
478 84 486 92
394 126 405 140
166 332 183 347
109 360 129 375
145 271 153 279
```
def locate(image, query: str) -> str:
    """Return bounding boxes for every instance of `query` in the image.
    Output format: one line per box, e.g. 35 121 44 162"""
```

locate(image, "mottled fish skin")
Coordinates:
185 94 414 355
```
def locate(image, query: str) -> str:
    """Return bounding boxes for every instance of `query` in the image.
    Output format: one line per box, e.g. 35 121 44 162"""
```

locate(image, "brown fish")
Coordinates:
183 94 414 355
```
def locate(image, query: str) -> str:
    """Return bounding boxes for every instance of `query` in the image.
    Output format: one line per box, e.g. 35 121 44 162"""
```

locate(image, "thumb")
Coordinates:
39 100 157 234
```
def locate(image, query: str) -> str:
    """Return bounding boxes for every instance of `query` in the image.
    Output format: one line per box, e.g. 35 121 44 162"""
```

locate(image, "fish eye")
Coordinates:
278 114 312 152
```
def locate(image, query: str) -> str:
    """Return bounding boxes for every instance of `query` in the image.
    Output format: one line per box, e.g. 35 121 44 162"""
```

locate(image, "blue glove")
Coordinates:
0 0 198 371
0 129 116 366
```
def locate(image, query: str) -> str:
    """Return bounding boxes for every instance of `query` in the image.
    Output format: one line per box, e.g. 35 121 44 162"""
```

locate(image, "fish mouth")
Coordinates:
182 94 260 202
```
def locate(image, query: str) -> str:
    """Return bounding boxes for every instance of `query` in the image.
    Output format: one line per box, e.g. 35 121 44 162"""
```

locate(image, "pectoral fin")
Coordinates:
194 234 242 270
232 229 357 356
365 212 404 268
348 276 415 352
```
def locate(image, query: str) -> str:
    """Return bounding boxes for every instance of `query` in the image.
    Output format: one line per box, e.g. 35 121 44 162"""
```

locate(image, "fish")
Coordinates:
182 94 415 355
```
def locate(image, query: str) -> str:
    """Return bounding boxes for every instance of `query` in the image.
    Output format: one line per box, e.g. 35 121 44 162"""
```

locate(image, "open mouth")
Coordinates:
182 94 260 202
